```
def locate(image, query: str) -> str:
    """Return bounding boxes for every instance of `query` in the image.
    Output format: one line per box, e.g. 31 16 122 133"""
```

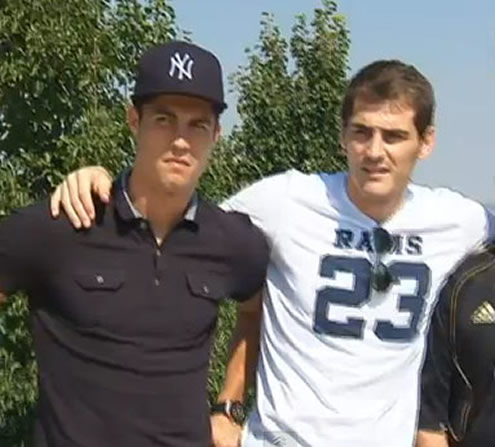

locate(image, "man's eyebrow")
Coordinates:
383 128 410 137
350 123 370 130
351 123 409 135
148 104 176 117
191 117 214 126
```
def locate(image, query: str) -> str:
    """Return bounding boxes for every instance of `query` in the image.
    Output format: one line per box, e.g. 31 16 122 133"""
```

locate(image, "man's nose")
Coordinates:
171 136 190 152
365 131 385 160
170 124 191 154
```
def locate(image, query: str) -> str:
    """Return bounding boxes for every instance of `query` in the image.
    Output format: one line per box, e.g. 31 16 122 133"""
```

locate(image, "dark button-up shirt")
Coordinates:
0 172 269 447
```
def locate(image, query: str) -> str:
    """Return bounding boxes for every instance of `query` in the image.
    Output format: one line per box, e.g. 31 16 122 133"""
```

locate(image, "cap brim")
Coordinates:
131 90 227 113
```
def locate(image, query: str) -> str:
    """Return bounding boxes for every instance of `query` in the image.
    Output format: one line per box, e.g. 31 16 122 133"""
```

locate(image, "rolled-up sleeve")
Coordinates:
0 204 41 296
229 212 270 302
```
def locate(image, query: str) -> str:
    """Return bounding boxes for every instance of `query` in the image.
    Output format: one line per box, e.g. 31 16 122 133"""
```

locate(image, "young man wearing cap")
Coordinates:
0 41 269 447
49 60 495 446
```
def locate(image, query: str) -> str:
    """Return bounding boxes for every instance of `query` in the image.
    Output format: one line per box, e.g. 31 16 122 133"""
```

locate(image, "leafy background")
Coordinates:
0 0 349 444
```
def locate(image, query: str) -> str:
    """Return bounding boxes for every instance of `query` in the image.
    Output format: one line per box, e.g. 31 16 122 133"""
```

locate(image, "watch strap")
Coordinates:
211 400 245 424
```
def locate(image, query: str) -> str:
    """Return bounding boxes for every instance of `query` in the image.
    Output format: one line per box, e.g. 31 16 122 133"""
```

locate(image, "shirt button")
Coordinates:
139 221 147 231
96 275 104 284
202 285 209 294
156 250 161 257
154 278 160 286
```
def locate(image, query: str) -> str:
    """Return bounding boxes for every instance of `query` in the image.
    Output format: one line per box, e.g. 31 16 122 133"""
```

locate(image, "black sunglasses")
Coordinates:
371 227 394 292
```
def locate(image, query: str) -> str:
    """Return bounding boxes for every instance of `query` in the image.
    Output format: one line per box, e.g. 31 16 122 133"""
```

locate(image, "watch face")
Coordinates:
230 401 246 424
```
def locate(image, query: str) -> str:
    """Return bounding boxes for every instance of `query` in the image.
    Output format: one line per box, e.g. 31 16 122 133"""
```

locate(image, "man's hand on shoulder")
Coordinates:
211 413 242 447
50 166 112 229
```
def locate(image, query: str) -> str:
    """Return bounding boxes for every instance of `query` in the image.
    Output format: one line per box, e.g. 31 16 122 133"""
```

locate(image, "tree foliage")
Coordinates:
0 0 350 444
200 0 349 204
0 1 177 444
203 0 350 398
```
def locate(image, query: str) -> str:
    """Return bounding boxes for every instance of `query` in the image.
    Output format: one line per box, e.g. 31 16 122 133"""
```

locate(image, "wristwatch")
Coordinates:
210 400 246 425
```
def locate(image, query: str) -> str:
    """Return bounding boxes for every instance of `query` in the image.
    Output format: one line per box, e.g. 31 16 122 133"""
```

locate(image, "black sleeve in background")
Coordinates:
418 279 455 432
229 213 270 303
0 202 44 296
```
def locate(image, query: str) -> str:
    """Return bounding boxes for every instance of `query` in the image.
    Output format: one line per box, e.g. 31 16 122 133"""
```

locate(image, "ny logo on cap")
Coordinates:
169 52 194 81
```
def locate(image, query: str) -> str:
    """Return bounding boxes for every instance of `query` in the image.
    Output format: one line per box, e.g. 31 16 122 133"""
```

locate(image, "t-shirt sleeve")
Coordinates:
229 213 270 302
0 203 44 295
483 207 495 241
418 277 454 432
461 198 494 250
221 171 292 248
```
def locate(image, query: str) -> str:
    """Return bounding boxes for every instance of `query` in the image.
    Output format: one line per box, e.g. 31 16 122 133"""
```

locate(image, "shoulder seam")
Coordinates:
267 170 293 256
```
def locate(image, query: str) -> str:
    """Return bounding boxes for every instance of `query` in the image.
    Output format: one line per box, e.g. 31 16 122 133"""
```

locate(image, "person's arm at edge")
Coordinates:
50 166 112 228
211 290 262 447
416 277 456 447
0 206 42 307
416 431 449 447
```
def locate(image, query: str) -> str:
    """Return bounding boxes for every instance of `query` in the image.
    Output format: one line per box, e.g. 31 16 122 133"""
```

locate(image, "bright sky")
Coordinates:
172 0 495 204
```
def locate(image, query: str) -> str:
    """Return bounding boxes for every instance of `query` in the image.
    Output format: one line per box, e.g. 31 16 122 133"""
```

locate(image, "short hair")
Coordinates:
341 60 435 137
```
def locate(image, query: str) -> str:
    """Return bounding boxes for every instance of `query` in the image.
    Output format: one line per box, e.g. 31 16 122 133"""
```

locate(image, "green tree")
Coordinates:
203 0 350 400
0 0 350 443
0 1 177 444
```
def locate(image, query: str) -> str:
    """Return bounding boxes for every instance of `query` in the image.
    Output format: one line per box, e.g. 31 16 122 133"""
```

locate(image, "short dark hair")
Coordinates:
131 95 222 121
341 60 435 137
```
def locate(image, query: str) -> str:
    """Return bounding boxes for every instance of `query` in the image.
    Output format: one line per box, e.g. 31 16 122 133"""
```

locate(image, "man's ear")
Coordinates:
418 126 435 160
339 127 347 155
213 122 221 144
127 105 140 137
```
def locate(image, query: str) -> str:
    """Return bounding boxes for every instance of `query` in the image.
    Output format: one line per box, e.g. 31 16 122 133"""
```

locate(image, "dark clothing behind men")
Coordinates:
419 242 495 447
0 175 269 447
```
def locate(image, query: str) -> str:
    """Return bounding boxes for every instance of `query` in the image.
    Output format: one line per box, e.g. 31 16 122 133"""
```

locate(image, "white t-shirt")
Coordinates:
222 170 494 447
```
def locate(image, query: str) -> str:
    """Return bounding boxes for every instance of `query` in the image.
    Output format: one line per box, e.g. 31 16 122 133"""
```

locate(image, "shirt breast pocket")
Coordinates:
74 270 124 292
182 272 229 336
48 269 125 329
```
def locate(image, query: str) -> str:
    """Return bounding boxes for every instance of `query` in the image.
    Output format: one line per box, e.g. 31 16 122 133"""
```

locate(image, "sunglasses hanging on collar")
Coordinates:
371 227 394 292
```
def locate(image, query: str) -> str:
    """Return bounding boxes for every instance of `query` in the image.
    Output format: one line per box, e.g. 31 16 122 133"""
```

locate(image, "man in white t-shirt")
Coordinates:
49 60 494 447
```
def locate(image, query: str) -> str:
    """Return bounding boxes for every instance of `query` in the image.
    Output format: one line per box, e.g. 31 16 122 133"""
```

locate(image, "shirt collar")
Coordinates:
114 169 199 223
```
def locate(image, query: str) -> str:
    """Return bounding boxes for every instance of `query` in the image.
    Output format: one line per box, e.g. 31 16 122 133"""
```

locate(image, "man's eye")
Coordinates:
353 128 369 137
193 123 209 131
384 133 405 144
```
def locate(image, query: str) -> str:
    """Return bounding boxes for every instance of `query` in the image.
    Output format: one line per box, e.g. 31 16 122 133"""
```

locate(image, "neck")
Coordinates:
346 177 405 224
129 168 194 243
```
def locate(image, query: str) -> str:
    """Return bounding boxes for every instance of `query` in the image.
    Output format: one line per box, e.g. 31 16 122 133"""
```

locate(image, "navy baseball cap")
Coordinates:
132 41 227 112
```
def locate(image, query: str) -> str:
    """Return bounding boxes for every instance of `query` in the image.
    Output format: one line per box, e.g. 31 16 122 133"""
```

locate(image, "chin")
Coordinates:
163 178 189 192
360 180 394 201
153 171 183 191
